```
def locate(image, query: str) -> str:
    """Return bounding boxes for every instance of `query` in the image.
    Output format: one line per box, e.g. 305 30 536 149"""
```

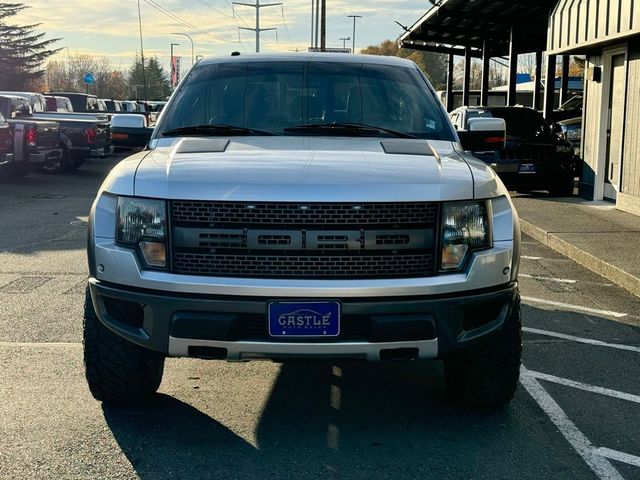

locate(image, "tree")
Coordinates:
0 3 60 90
45 54 129 99
361 40 448 90
129 54 171 101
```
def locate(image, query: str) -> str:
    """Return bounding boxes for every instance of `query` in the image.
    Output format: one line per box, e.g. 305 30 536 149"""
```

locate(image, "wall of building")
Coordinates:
579 53 603 199
621 40 640 203
580 41 640 216
549 0 640 54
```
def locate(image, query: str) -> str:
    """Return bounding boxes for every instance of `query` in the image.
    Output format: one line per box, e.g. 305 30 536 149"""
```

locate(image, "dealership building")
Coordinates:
400 0 640 216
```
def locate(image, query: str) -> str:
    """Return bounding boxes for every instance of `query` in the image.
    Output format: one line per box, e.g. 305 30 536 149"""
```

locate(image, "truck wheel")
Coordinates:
68 151 86 170
42 149 68 175
83 287 165 404
443 295 522 408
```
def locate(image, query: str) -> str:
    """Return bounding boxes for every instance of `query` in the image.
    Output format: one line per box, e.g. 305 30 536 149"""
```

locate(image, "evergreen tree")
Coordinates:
128 54 171 100
0 3 60 90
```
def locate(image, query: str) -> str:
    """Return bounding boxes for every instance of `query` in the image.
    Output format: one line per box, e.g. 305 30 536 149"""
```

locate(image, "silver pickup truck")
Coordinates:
85 53 521 408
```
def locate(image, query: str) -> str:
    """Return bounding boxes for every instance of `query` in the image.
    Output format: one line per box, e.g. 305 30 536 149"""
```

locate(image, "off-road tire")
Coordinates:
443 294 522 408
83 287 165 404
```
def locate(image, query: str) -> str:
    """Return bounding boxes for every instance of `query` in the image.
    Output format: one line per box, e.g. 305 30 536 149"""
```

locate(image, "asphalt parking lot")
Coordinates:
1 157 640 480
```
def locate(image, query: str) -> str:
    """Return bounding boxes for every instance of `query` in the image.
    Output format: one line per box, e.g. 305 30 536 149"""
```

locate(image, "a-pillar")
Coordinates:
507 26 518 106
462 46 471 106
543 54 557 119
481 38 491 106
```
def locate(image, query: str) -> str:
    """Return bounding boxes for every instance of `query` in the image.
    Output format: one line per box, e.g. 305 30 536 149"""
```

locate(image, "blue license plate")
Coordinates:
519 163 536 174
268 301 340 337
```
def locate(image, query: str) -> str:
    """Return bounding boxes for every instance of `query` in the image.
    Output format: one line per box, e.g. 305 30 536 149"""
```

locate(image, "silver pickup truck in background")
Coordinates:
85 53 521 409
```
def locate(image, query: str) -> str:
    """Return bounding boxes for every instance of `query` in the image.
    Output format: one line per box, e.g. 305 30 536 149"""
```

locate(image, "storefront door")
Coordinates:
604 54 626 201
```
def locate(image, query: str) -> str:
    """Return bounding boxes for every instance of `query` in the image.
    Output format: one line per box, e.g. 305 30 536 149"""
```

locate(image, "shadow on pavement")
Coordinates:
103 361 544 479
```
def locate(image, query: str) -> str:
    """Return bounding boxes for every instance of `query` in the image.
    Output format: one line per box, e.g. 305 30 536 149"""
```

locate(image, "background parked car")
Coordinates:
0 91 47 112
0 95 62 176
6 92 112 173
46 92 101 113
44 95 74 113
546 94 583 123
555 117 582 157
0 110 14 174
103 100 122 112
451 105 576 195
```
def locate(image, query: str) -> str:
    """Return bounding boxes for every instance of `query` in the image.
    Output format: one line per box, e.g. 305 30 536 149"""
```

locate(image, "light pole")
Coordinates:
340 37 351 49
137 0 147 99
347 14 362 54
172 32 194 67
170 43 180 89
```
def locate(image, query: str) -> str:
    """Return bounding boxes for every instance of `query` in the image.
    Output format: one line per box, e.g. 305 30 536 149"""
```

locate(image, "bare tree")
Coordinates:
45 54 128 99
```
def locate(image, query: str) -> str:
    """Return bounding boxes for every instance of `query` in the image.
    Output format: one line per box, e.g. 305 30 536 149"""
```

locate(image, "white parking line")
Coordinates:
527 370 640 404
520 274 613 287
521 296 628 318
520 367 624 480
520 274 576 284
595 448 640 468
523 327 640 353
521 256 570 262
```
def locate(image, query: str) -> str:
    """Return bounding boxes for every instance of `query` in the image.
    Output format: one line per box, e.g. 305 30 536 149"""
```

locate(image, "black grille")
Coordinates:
173 252 434 278
171 201 437 226
169 201 438 279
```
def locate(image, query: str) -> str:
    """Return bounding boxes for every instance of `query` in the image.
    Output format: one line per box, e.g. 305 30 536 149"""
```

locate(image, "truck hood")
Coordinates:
134 137 478 202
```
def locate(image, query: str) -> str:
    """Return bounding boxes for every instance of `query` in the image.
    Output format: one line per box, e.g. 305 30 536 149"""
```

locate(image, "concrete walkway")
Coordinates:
512 195 640 297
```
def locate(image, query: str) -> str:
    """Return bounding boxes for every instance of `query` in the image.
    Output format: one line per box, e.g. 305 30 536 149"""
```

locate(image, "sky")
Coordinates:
18 0 429 73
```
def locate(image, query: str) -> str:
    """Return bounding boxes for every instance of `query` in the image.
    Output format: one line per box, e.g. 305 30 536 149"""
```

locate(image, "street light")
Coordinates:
340 36 351 49
172 32 194 67
347 15 362 54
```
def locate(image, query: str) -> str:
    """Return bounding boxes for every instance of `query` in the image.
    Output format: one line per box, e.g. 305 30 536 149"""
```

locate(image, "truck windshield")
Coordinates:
157 61 455 140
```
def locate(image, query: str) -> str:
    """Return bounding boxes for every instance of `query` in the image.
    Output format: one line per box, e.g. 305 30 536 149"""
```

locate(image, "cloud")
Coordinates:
17 0 428 66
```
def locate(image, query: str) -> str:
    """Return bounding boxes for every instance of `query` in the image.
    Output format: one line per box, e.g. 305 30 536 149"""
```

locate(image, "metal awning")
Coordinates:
400 0 559 56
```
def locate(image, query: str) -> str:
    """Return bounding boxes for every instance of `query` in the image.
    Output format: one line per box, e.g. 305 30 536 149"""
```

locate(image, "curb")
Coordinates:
520 220 640 298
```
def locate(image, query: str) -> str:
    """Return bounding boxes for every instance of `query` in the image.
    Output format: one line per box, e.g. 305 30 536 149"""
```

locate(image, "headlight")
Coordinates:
116 196 167 268
441 201 492 271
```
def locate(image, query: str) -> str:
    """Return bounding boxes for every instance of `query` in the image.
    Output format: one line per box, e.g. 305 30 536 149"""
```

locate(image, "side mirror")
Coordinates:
110 114 153 149
457 117 506 151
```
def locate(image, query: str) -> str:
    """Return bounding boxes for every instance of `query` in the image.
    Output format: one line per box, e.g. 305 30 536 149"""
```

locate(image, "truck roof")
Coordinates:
199 52 417 68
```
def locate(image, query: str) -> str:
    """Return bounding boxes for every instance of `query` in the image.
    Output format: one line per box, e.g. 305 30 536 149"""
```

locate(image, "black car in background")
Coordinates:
546 94 583 123
450 106 576 195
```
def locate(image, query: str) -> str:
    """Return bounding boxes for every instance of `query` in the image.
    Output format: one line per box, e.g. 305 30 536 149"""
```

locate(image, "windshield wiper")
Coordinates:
283 122 418 139
161 124 277 137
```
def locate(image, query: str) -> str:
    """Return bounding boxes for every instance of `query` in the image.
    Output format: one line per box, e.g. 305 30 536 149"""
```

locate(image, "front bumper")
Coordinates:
88 279 519 361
